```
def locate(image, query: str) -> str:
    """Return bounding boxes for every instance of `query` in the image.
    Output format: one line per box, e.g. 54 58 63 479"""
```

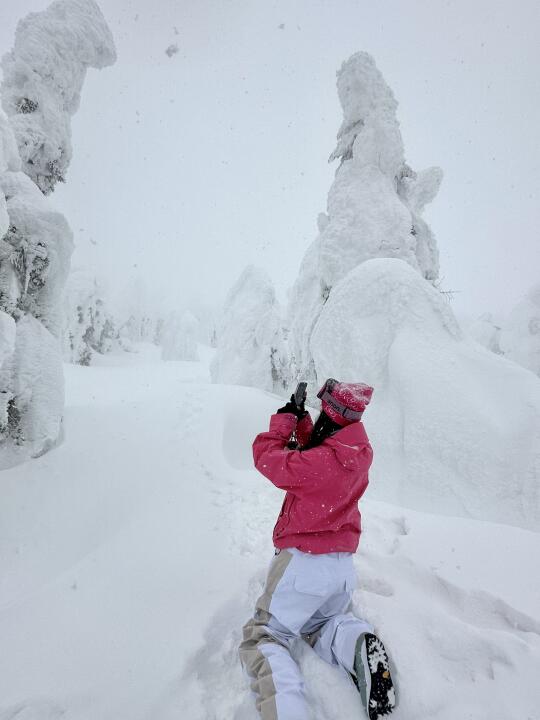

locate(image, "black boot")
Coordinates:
350 632 396 719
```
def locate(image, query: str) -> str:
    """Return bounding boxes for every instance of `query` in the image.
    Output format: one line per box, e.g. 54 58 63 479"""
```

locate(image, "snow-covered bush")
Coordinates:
161 310 199 361
311 258 540 530
211 266 288 393
499 284 540 377
63 270 116 365
0 0 115 464
288 52 442 387
1 0 116 194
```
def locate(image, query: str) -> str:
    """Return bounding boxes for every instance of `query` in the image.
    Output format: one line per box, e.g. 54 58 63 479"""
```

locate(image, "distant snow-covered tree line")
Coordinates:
62 270 218 366
0 0 116 465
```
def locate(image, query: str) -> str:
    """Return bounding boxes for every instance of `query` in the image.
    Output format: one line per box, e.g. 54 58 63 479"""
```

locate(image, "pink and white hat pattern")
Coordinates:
318 379 374 426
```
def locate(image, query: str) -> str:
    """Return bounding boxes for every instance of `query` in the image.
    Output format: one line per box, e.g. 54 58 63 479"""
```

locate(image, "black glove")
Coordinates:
277 394 307 419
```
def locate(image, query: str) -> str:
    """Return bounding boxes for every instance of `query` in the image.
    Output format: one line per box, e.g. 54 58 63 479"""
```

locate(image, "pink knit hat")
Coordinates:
317 378 374 427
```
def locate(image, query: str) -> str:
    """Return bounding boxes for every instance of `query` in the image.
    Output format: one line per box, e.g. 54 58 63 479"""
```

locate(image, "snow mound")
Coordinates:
311 258 540 530
1 0 116 194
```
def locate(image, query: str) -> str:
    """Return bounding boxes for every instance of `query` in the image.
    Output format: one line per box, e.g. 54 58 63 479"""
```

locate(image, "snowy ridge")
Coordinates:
0 347 539 719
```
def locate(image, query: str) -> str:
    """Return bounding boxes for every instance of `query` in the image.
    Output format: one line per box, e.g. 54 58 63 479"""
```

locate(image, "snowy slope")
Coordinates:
1 347 539 720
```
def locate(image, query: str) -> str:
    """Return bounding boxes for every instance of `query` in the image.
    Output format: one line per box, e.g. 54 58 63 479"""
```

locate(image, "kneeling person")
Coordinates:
239 379 396 720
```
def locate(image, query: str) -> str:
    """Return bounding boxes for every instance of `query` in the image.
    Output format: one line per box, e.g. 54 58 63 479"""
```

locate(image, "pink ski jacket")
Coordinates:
252 412 373 554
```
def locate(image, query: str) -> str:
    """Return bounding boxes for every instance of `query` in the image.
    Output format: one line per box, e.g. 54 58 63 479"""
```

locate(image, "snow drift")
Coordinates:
312 258 540 530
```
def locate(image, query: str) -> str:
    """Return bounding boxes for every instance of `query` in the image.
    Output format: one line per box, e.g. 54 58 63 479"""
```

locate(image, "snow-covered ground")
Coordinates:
1 346 539 720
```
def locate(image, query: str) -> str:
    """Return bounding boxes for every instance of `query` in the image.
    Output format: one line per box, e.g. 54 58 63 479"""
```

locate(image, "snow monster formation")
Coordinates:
1 0 116 195
0 0 116 466
288 52 443 386
289 52 540 530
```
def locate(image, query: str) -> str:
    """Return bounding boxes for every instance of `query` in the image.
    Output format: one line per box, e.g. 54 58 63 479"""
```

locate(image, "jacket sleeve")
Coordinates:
252 413 327 493
296 412 314 449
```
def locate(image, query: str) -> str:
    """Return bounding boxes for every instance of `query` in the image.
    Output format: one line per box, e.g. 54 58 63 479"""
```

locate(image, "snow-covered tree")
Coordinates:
288 52 443 387
0 133 73 457
499 283 540 376
211 266 288 393
63 270 116 365
0 1 115 464
161 310 199 361
115 277 159 348
1 0 116 194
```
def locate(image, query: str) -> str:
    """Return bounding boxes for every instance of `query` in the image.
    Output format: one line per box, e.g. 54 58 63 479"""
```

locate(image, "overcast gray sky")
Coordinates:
1 0 539 319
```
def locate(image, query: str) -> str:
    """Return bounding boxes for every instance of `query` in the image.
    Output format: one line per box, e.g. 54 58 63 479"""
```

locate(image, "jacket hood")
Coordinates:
325 421 369 469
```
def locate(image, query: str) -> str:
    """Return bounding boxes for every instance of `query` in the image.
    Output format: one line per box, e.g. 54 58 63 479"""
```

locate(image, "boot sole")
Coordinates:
362 633 396 719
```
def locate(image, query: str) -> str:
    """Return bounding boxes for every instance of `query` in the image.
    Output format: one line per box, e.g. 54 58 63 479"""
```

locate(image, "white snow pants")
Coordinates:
239 548 374 720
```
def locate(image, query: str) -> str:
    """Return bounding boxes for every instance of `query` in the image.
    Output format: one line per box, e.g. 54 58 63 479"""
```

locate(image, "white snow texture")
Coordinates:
1 348 540 720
